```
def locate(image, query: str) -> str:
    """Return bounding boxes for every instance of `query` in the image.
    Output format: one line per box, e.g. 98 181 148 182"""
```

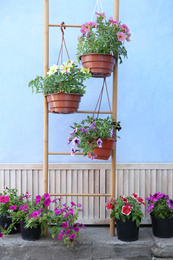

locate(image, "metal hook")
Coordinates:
60 22 66 34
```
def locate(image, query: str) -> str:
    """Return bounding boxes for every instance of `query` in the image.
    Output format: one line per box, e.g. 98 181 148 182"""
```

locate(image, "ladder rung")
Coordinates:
49 24 81 28
49 193 111 197
48 110 112 114
48 152 84 155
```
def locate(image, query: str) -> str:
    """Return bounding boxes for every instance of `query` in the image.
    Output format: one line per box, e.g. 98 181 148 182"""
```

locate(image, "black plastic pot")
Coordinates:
115 218 139 242
0 215 19 234
20 220 41 241
151 215 173 238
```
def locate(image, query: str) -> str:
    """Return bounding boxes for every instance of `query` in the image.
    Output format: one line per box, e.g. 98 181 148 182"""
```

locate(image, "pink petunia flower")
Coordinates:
9 205 17 210
0 233 3 238
58 234 63 240
117 32 126 42
95 12 106 18
121 24 130 33
44 198 51 207
32 211 39 218
43 193 50 199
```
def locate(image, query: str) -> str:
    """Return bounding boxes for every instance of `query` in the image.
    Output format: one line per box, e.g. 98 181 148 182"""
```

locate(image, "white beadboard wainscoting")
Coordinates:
0 163 173 225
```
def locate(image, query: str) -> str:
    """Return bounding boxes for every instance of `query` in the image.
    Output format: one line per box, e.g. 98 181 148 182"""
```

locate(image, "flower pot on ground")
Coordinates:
77 12 131 77
0 187 25 236
87 137 116 160
115 218 139 242
146 192 173 238
46 92 83 114
80 53 116 78
0 214 20 235
68 116 121 160
28 60 91 114
20 220 41 241
151 215 173 238
106 194 145 242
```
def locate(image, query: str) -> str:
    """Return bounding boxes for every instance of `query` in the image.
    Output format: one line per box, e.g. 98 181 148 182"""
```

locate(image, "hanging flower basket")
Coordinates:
46 92 83 114
80 53 116 78
87 137 116 160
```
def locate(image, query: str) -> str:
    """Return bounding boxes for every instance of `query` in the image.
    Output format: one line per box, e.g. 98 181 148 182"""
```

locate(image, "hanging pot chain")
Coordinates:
57 22 70 65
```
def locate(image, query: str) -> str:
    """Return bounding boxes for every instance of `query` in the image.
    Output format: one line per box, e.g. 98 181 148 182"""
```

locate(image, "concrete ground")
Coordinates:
0 226 173 260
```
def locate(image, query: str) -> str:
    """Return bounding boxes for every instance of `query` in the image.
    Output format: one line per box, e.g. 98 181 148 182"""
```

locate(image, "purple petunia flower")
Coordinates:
44 198 51 207
110 127 114 137
77 204 82 208
70 128 78 137
146 203 155 213
72 137 81 146
167 199 173 210
89 121 98 131
96 138 103 148
67 138 72 145
90 154 97 160
71 147 76 156
79 127 88 134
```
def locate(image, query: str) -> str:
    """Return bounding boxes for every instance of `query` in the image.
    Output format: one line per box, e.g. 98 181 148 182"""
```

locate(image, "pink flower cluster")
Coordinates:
80 21 97 35
0 195 9 204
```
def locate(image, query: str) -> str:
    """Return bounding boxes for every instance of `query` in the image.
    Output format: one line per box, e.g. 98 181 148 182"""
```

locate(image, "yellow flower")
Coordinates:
80 65 90 74
60 61 73 74
47 64 59 76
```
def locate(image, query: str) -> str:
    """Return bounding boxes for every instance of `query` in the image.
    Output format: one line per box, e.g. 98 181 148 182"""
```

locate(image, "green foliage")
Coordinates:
28 60 91 95
68 116 121 157
77 13 131 64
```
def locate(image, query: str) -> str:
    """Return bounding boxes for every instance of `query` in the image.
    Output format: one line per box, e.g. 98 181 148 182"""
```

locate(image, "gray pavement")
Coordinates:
0 227 173 260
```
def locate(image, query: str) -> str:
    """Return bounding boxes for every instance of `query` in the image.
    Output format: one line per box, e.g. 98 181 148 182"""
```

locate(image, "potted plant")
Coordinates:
49 197 86 248
68 116 121 160
106 194 145 241
28 60 91 114
146 192 173 238
0 187 25 236
77 12 131 77
9 192 52 241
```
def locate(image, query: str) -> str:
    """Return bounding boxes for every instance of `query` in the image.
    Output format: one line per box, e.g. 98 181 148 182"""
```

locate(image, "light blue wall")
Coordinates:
0 0 173 163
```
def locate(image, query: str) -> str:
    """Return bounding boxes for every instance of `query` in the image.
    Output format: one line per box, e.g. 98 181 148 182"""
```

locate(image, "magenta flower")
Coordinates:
22 204 27 210
96 138 103 148
69 233 76 240
25 192 31 199
32 211 39 218
0 195 9 204
77 204 82 208
44 198 51 207
146 203 155 213
117 32 126 42
167 199 173 210
0 233 3 238
35 195 42 203
64 212 70 218
19 205 23 210
62 222 68 229
70 202 76 207
9 205 17 210
43 193 50 199
72 137 81 146
55 209 61 216
65 229 70 235
74 227 79 232
58 234 63 240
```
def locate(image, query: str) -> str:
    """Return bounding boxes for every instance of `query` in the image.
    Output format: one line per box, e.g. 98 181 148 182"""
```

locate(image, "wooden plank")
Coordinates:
94 169 100 219
167 169 173 197
123 169 129 196
100 168 106 220
88 169 94 219
83 170 89 219
67 169 72 206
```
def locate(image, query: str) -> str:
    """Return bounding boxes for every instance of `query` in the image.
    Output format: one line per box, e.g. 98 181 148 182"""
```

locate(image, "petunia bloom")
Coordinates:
72 137 81 146
47 64 59 76
69 233 76 240
0 233 3 238
122 205 131 215
117 32 126 42
167 199 173 210
146 203 155 213
9 205 17 210
32 211 39 218
62 222 68 229
60 62 73 74
71 147 76 156
96 138 103 148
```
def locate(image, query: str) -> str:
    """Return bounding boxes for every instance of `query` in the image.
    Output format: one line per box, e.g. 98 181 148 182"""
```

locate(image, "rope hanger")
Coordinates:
92 78 112 119
57 22 70 65
91 0 104 21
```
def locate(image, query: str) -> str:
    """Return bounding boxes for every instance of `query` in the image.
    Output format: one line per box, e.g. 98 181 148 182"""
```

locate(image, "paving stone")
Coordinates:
0 227 172 260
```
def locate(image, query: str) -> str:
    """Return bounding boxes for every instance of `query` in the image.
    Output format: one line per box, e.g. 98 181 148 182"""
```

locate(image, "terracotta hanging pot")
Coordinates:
46 92 83 114
87 137 116 160
80 53 116 78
